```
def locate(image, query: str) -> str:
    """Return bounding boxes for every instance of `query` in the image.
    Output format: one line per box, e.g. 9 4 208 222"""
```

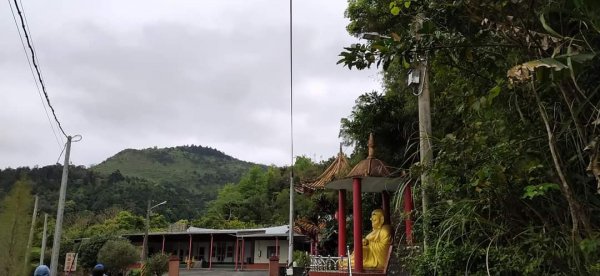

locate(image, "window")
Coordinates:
226 246 234 257
267 246 279 257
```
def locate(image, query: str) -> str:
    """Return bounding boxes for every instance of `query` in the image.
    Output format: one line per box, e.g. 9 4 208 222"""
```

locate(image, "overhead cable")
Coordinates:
7 0 64 148
11 0 68 137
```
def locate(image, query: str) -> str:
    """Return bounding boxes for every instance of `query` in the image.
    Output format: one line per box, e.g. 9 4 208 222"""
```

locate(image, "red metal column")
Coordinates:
209 234 214 270
161 235 165 254
315 234 319 255
352 178 363 272
403 182 414 245
187 234 193 270
338 189 347 256
382 191 391 225
241 238 245 270
234 238 239 271
276 236 279 257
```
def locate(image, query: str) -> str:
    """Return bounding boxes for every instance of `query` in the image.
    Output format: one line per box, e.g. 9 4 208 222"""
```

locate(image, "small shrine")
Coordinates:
309 134 414 276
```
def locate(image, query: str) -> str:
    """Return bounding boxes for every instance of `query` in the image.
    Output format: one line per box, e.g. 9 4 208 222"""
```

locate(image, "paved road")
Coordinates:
178 268 269 275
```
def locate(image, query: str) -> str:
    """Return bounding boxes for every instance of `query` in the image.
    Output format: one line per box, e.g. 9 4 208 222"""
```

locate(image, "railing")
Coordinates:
309 255 351 272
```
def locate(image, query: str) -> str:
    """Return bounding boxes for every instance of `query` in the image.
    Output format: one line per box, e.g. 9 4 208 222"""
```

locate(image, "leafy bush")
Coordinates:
97 239 139 275
79 235 111 270
145 253 169 276
293 250 310 267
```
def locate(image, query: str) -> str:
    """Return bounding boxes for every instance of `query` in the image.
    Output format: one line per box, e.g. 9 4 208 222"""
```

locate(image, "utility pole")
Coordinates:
417 59 432 251
414 13 433 251
25 195 39 272
142 200 151 261
50 135 72 276
40 213 48 265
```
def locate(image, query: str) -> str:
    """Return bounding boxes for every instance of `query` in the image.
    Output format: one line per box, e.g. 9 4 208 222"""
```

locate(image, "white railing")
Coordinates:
309 255 351 272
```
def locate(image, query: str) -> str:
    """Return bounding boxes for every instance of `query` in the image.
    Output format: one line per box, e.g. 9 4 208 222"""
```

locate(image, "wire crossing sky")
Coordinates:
0 0 379 169
10 0 68 138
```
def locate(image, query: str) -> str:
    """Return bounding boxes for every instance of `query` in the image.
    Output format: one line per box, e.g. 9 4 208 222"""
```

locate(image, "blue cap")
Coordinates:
34 265 50 276
94 263 105 270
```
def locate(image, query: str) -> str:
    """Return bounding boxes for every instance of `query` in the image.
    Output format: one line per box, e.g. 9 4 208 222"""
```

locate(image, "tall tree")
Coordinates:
339 0 600 274
0 179 33 276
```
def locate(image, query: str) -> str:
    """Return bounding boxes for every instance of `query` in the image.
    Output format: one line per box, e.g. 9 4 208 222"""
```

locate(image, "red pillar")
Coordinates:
403 182 414 245
187 234 193 270
209 234 214 270
241 238 245 270
352 178 363 272
338 189 347 257
315 234 319 255
234 238 239 271
276 236 279 257
382 191 391 225
161 235 165 254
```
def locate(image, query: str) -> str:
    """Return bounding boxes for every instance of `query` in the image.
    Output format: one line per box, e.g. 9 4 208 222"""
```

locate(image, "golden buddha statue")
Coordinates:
345 209 392 269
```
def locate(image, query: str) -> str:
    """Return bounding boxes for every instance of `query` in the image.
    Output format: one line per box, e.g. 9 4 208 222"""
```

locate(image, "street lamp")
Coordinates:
142 200 166 261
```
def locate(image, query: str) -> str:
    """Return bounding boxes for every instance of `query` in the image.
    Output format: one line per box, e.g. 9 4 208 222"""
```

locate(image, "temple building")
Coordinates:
124 225 309 271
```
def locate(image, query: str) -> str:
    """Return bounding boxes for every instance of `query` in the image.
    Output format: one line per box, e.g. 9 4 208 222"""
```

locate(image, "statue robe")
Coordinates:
362 224 392 269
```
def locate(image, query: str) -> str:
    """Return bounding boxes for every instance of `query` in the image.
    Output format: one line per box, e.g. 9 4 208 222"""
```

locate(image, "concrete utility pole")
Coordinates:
40 213 48 265
417 60 432 251
50 135 72 276
143 200 151 261
415 13 433 251
25 195 39 272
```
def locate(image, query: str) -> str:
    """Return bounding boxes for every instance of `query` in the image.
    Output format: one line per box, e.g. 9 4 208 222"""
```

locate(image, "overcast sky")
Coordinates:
0 0 380 169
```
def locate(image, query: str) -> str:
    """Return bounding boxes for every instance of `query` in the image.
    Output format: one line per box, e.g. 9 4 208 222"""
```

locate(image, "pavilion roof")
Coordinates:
325 133 399 192
297 145 351 193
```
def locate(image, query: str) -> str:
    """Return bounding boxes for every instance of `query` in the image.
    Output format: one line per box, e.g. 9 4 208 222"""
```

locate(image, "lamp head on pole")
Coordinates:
151 201 167 210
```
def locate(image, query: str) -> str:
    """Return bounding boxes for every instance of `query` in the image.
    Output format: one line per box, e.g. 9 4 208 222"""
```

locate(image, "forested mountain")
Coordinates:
0 145 259 221
92 145 257 193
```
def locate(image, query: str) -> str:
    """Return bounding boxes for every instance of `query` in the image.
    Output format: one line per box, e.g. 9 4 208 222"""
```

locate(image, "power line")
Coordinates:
7 0 64 148
11 0 68 138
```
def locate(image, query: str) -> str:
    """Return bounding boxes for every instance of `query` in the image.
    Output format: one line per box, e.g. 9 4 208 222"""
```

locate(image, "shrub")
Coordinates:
97 239 139 275
145 253 169 276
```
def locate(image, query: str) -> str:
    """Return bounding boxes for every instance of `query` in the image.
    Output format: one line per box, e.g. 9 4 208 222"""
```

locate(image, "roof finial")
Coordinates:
368 133 375 158
339 143 343 157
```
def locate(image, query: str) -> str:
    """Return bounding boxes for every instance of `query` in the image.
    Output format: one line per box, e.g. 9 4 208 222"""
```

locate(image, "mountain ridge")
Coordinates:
91 144 260 193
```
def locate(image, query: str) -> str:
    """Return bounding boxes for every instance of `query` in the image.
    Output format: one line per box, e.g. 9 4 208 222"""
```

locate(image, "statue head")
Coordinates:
370 209 385 229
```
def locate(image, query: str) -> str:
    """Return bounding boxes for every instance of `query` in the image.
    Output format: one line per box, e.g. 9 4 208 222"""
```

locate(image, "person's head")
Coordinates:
92 263 105 276
370 209 385 229
33 265 50 276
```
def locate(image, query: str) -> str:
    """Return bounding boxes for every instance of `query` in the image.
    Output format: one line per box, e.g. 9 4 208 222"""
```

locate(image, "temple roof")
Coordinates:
326 133 400 192
297 145 351 193
346 133 391 178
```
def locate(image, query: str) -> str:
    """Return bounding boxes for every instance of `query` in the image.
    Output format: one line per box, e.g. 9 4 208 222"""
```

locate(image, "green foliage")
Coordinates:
144 253 169 276
78 235 111 270
97 239 139 275
0 179 33 276
292 250 310 267
340 90 417 168
341 0 600 274
522 183 560 199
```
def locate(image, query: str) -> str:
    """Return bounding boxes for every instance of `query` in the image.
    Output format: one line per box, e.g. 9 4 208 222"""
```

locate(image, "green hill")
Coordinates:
0 145 261 222
92 145 258 194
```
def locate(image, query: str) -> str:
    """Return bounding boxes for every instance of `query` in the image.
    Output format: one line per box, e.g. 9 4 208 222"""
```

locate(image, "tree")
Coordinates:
97 239 139 275
78 235 111 271
0 179 33 276
338 0 600 274
144 253 168 276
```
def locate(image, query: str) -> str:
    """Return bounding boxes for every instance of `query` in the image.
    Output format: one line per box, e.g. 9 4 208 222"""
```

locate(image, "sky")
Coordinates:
0 0 381 169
